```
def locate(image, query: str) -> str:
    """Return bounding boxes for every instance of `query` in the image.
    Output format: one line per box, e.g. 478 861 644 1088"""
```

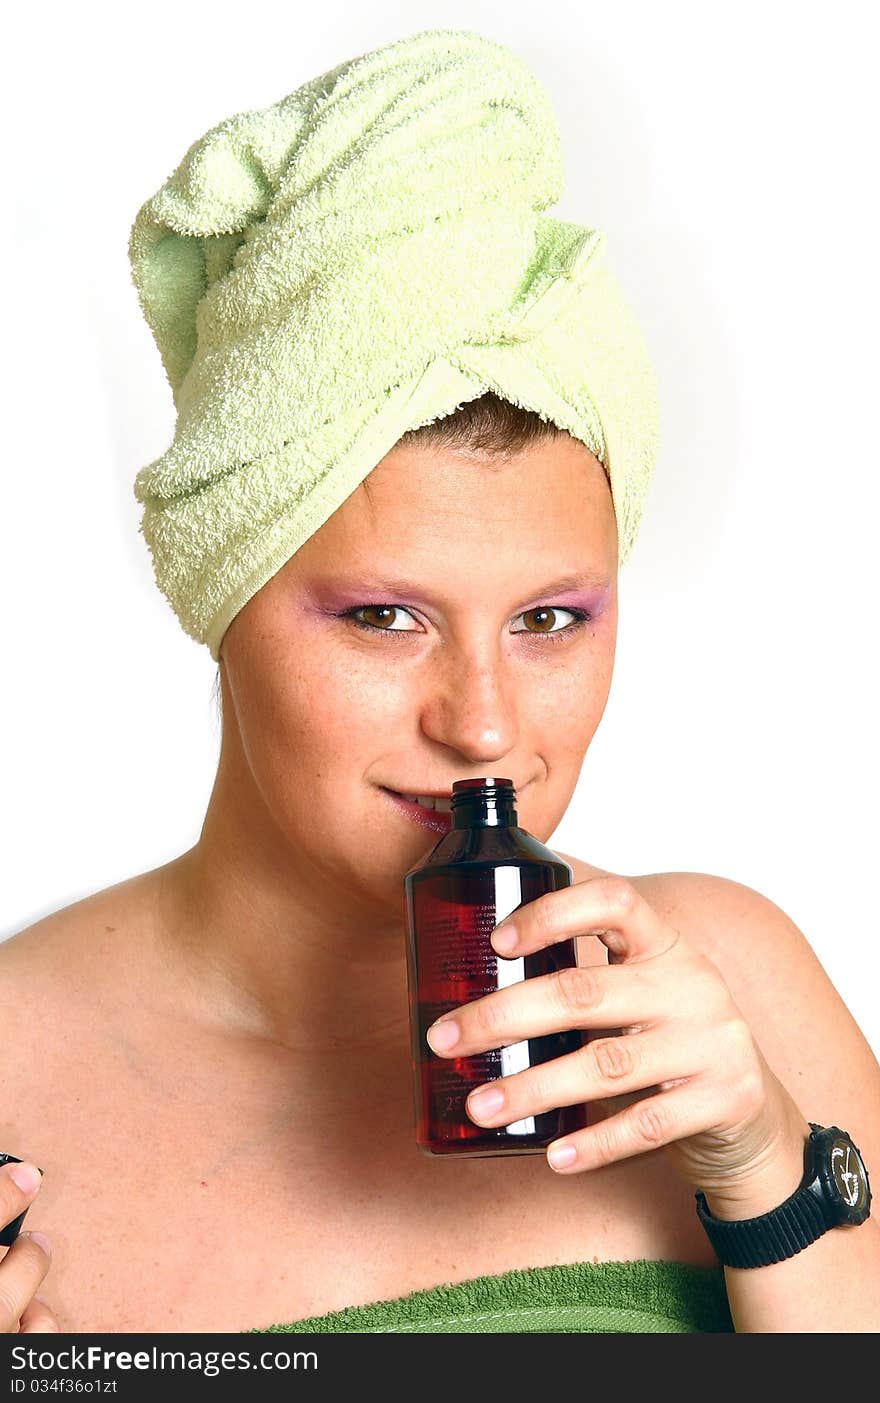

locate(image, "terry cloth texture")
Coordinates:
246 1259 734 1334
129 28 660 661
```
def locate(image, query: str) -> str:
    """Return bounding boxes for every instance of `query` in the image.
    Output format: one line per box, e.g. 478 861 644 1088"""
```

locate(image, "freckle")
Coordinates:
200 1181 208 1188
105 926 116 933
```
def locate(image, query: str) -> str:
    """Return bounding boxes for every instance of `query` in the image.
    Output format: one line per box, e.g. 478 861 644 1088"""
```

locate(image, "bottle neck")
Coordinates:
452 796 518 829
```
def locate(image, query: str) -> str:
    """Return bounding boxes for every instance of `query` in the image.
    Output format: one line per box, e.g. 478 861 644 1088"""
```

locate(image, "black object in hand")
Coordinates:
0 1153 43 1247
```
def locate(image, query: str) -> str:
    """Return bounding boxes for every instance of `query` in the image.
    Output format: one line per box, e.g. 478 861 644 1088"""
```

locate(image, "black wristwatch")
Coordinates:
695 1123 872 1269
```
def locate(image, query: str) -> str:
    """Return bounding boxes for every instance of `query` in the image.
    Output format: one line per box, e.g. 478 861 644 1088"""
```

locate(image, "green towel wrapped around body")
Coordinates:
247 1259 734 1334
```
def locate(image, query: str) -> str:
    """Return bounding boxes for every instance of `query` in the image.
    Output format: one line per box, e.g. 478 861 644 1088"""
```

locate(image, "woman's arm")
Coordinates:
701 1129 880 1332
654 873 880 1332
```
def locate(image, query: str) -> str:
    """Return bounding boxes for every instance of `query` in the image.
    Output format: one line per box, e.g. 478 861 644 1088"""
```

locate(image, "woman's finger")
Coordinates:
426 958 685 1056
0 1232 53 1334
544 1076 732 1174
490 874 681 963
465 1022 702 1128
18 1293 60 1334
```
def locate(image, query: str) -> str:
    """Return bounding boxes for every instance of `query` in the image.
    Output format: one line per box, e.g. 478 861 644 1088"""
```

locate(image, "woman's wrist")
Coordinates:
701 1113 812 1222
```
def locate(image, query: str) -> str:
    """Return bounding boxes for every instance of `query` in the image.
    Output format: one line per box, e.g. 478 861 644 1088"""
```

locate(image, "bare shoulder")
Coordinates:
0 865 167 1039
2 867 153 954
0 864 183 1246
0 884 126 1170
557 853 880 1180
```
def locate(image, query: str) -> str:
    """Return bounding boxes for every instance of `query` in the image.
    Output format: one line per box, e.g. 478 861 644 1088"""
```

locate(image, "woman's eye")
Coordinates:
345 605 421 633
510 607 589 639
338 604 591 643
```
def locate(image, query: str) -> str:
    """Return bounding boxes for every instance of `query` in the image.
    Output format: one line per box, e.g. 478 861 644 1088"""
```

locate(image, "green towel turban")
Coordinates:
129 27 660 661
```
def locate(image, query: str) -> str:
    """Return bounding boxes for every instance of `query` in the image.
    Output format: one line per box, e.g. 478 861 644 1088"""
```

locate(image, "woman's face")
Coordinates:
219 433 619 915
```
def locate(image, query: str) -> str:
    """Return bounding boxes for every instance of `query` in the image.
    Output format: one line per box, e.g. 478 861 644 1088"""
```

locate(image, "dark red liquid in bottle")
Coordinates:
403 778 589 1157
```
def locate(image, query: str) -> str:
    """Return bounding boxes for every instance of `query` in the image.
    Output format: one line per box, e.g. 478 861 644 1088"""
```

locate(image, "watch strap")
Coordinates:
694 1178 827 1268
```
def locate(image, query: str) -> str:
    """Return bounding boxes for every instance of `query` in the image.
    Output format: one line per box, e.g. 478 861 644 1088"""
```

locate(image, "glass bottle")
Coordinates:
403 777 589 1157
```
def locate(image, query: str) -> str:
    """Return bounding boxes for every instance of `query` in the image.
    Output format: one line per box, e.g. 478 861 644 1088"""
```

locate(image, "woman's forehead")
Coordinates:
293 438 615 565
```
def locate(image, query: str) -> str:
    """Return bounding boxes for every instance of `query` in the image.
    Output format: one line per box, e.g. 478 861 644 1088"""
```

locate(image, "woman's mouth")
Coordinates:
380 788 454 834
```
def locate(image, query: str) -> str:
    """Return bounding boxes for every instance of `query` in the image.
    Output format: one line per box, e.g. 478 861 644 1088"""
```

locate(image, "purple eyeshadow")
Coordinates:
301 576 613 618
525 584 612 618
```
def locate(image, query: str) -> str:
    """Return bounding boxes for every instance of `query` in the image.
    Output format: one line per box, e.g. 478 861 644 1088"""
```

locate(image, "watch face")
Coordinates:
827 1134 870 1218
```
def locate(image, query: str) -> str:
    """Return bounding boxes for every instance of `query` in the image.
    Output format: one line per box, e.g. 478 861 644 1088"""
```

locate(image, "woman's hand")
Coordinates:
425 874 812 1212
0 1160 58 1332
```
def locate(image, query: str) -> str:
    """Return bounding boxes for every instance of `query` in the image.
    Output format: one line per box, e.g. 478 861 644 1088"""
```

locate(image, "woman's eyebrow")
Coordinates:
313 570 611 606
517 570 613 598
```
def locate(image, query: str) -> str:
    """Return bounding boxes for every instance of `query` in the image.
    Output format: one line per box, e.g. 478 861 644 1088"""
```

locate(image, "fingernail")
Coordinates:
548 1142 578 1170
8 1162 42 1195
468 1084 505 1117
492 923 517 953
26 1231 52 1258
426 1019 459 1052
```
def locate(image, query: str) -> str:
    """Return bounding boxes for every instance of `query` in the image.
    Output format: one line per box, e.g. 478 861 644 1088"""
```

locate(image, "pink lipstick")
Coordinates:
380 788 453 834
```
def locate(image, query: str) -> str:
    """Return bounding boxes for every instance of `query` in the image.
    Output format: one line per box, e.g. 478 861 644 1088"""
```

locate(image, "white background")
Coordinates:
2 1 877 1055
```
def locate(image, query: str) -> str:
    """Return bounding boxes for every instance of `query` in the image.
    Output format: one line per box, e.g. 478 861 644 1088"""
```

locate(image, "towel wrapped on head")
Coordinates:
128 27 660 661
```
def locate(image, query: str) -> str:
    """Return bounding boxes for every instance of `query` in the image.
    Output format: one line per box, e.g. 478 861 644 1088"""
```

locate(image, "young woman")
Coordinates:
2 28 877 1334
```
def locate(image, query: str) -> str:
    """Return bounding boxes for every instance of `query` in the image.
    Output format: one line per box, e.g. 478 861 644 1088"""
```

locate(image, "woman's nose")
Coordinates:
418 653 519 759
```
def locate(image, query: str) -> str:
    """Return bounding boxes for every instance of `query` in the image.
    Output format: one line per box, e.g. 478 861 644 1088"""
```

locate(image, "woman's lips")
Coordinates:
380 787 453 834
